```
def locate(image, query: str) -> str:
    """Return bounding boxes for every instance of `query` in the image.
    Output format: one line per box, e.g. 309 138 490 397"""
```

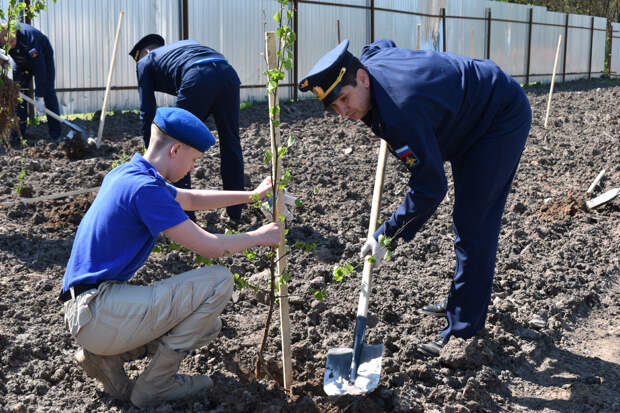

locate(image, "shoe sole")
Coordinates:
418 309 446 317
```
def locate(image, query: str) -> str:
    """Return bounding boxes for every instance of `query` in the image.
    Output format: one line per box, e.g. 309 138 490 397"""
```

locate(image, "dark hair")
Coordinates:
341 56 367 88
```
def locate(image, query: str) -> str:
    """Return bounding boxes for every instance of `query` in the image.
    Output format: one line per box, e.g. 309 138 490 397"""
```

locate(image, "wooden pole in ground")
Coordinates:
95 11 124 147
544 34 562 129
265 31 293 391
416 24 421 49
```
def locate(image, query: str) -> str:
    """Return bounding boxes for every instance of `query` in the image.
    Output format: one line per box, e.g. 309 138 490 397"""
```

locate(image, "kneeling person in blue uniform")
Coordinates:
129 34 245 221
300 40 531 356
60 107 282 407
0 23 61 141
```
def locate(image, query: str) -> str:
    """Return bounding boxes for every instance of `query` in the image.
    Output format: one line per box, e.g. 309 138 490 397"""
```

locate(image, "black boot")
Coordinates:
419 300 447 316
417 336 447 357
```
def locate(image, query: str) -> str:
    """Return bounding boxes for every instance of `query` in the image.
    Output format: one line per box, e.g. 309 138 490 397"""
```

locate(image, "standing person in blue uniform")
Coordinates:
60 107 282 407
299 39 531 356
129 34 245 221
0 23 61 141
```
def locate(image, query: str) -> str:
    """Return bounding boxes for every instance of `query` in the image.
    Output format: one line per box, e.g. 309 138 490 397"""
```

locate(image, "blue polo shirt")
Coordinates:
62 154 188 291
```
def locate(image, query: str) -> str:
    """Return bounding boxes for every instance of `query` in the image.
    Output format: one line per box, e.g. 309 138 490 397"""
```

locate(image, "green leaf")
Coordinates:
273 11 281 23
294 199 303 208
367 256 376 265
313 186 320 195
313 289 328 301
279 272 291 285
195 256 214 265
287 134 295 146
378 234 392 247
278 146 287 158
243 249 257 261
264 150 273 164
279 170 291 189
333 266 345 282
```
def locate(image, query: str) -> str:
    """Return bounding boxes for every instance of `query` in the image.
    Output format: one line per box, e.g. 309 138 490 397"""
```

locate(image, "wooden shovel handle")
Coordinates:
356 140 388 318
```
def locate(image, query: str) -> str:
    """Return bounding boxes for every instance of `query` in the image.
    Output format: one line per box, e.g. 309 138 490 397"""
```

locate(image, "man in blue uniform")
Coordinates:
0 23 61 140
60 107 281 407
129 34 245 221
299 40 531 356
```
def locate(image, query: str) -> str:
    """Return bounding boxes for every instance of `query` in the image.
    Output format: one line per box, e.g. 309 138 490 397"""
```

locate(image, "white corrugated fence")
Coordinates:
0 0 614 114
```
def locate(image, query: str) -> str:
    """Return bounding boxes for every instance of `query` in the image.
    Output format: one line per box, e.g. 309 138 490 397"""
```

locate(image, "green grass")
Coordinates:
240 101 254 110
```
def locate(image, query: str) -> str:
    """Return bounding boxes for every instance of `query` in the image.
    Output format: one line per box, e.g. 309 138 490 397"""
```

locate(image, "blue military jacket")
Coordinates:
136 40 225 142
8 23 54 97
361 39 523 242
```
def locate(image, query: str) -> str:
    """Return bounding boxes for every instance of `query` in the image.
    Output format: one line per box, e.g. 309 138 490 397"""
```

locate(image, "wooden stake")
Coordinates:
265 31 293 391
96 11 124 148
416 24 421 50
544 34 562 129
470 28 474 57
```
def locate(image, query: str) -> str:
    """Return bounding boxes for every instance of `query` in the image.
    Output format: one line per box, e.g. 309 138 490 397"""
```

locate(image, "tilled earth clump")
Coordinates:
0 79 619 412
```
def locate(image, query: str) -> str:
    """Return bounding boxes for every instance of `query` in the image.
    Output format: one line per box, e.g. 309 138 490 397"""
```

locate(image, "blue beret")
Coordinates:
153 107 215 152
129 33 165 62
299 40 354 107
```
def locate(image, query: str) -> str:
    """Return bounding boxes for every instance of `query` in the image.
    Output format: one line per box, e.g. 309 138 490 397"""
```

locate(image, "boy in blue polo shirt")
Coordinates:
60 107 282 407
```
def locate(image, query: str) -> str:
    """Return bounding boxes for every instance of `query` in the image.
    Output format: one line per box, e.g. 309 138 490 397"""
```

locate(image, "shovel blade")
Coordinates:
324 344 383 396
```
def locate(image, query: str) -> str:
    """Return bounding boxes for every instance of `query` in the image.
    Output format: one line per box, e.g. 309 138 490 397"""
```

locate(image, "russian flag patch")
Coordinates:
395 145 419 168
28 48 38 58
395 145 413 159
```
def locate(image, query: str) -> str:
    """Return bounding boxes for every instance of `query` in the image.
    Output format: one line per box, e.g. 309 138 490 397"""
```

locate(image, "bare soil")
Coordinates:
0 79 619 412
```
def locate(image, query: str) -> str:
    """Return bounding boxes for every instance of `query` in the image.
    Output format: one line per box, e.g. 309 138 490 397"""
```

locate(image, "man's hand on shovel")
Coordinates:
360 235 389 269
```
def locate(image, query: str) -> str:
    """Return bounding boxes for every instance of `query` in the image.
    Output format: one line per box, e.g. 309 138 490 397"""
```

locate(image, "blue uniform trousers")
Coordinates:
174 61 244 220
440 91 531 341
14 70 61 139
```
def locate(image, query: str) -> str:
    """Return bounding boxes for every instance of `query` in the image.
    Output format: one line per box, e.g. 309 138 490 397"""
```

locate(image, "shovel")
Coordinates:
19 92 87 141
324 140 388 396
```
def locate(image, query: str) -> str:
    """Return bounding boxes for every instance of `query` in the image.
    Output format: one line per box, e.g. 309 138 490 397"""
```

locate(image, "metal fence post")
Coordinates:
370 0 375 43
181 0 188 40
588 16 594 79
562 13 568 82
486 8 491 59
610 27 614 76
293 0 298 101
526 8 533 85
441 7 446 52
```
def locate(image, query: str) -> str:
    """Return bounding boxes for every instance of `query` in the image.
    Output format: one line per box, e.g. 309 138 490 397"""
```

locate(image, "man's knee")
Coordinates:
208 265 234 299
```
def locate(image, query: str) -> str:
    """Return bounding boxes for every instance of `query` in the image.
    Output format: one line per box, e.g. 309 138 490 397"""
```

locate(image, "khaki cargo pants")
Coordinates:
63 266 233 355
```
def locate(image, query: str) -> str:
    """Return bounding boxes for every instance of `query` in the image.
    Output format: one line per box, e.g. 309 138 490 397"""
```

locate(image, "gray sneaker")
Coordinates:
75 348 132 401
